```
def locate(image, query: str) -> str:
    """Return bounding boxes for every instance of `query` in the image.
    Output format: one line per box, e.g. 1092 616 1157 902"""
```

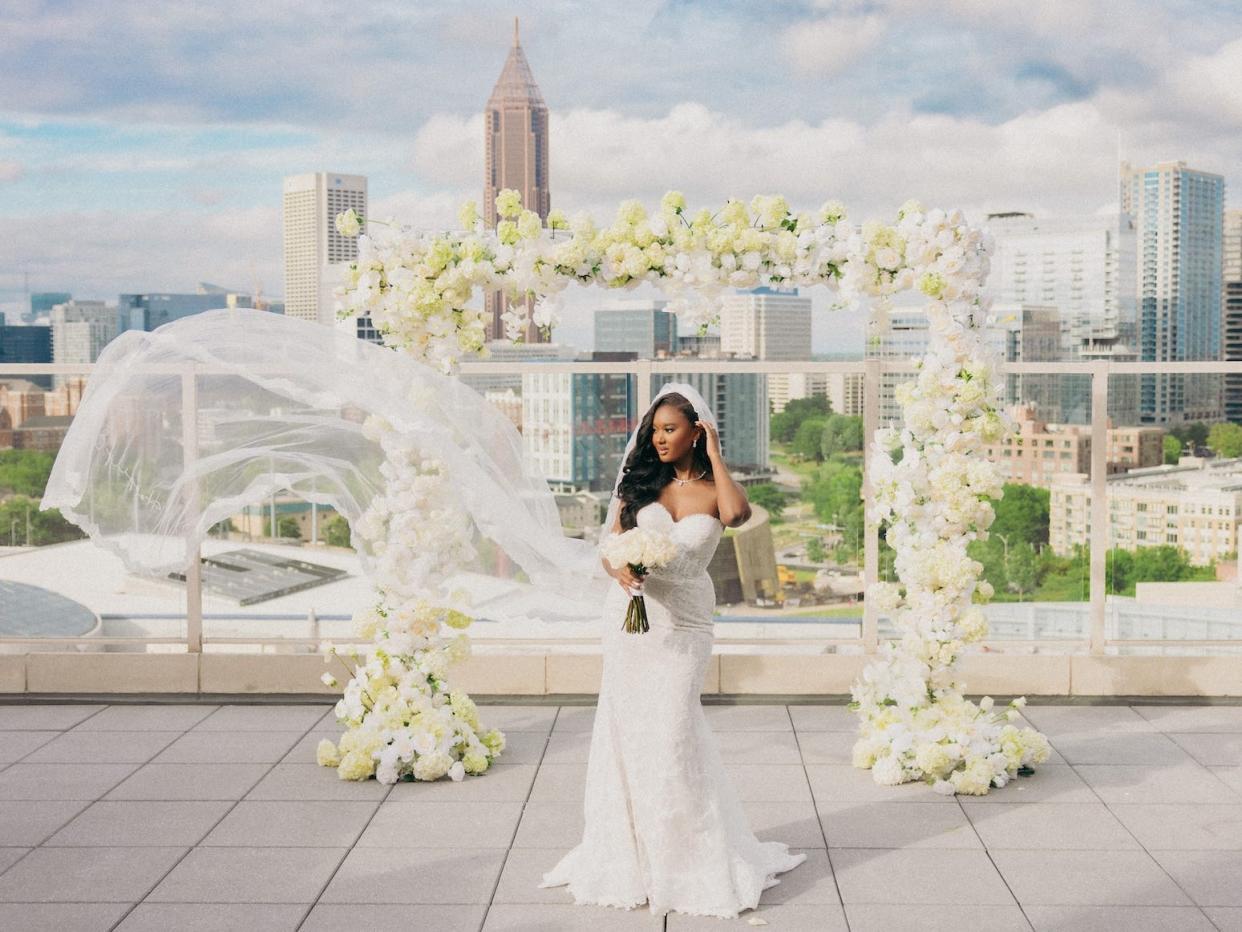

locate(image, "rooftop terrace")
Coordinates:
0 699 1240 930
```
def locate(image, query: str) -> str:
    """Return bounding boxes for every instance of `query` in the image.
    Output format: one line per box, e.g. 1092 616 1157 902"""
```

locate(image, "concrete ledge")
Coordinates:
719 654 867 694
451 654 547 695
0 655 25 692
0 651 1238 697
544 653 721 694
1071 655 1242 697
25 652 198 694
201 653 339 694
957 654 1071 696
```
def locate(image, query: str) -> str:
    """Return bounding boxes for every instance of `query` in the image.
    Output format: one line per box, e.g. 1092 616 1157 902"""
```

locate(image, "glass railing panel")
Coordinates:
0 366 188 651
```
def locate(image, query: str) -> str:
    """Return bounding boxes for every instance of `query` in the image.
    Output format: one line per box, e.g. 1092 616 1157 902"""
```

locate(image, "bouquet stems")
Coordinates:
623 564 649 634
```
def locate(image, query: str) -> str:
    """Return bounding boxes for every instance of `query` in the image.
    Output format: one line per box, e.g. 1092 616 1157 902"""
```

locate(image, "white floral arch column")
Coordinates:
323 192 1049 794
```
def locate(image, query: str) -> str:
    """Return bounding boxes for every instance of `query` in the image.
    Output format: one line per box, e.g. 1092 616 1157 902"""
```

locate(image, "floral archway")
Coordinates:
319 191 1049 795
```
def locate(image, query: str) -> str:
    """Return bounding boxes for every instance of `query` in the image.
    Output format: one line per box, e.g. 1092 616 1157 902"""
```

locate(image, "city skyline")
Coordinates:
2 1 1241 353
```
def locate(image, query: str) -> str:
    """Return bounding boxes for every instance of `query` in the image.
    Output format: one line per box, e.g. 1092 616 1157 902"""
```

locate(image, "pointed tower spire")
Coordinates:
484 19 551 343
488 20 544 106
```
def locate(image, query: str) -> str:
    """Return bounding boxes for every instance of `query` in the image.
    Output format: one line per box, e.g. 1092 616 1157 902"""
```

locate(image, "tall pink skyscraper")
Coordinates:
484 18 551 343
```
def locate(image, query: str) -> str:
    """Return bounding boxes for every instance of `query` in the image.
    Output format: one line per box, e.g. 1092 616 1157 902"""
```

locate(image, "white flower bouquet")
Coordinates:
600 526 678 634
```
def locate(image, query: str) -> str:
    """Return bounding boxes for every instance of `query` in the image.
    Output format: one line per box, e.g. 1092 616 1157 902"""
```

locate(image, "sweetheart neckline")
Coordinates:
642 500 725 528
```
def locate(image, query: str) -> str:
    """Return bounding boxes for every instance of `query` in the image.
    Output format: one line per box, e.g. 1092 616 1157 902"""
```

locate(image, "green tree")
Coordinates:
990 483 1051 547
747 483 788 522
1172 422 1209 448
1006 541 1038 599
1208 422 1242 458
1035 544 1091 602
0 497 84 546
804 459 864 563
263 515 302 539
969 537 1009 599
0 450 56 498
324 515 353 548
792 417 829 461
806 536 825 563
820 414 864 459
1163 435 1183 465
770 395 831 444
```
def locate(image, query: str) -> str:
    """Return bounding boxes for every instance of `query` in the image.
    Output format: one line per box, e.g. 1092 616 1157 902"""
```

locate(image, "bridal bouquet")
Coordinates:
600 527 678 634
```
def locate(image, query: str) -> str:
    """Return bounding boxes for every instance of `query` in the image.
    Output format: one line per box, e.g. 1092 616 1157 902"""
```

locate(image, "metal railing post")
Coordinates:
861 357 882 654
635 359 653 420
1089 360 1110 656
181 366 203 653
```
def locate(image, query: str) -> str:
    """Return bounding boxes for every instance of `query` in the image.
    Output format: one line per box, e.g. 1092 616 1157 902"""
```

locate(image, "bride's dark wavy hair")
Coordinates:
616 392 714 530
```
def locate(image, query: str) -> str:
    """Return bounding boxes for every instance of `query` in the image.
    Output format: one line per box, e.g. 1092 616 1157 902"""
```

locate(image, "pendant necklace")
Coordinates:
673 467 706 486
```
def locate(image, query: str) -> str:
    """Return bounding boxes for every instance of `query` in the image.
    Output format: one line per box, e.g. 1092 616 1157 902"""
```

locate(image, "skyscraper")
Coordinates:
719 287 814 419
719 287 812 360
987 211 1138 424
28 292 71 324
1121 160 1225 425
593 300 678 357
282 172 367 328
118 291 261 332
0 324 52 389
484 19 550 344
49 300 120 388
1224 209 1242 424
523 362 636 493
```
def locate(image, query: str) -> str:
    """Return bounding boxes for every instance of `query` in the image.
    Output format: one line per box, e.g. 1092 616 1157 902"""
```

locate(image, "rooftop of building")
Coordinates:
1054 457 1242 494
0 699 1237 927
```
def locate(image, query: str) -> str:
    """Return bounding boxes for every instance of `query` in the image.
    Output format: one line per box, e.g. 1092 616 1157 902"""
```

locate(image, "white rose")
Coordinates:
335 209 362 237
871 753 907 786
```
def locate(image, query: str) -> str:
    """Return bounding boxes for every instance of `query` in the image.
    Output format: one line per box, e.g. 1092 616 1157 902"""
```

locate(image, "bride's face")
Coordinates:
651 403 699 464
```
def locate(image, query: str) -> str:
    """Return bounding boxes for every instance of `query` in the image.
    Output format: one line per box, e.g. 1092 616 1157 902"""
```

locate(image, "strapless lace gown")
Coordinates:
538 501 807 919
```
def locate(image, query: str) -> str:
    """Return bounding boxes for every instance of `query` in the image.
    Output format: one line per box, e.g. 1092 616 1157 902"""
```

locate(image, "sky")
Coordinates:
2 0 1241 352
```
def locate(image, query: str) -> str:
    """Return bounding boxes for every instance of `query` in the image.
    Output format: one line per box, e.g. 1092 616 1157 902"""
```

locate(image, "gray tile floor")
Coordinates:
0 701 1240 930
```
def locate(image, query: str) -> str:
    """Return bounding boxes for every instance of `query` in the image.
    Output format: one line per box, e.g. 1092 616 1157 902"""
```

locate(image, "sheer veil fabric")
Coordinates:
40 308 611 624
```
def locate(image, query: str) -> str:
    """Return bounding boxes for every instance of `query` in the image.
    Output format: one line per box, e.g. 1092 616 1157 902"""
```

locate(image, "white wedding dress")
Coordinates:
539 500 807 918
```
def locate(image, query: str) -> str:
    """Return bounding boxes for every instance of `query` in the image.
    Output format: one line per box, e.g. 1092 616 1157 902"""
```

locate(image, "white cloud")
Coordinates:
412 98 1121 221
1 204 281 306
0 160 21 182
783 14 887 76
410 113 484 187
1170 36 1242 127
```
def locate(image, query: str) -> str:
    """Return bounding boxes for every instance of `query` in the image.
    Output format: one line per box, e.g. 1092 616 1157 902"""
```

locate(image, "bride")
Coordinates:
539 383 807 918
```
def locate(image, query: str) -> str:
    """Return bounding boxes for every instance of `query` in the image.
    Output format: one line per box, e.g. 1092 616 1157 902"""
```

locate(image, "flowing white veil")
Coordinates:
40 308 625 626
40 311 727 628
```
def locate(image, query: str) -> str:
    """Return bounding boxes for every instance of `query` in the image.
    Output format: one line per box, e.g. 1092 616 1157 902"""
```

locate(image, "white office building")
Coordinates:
50 300 120 387
282 172 368 329
988 212 1137 349
720 287 811 424
719 287 811 360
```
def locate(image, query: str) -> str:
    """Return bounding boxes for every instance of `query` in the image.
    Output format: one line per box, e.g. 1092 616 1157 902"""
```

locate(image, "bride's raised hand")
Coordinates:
695 419 722 463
